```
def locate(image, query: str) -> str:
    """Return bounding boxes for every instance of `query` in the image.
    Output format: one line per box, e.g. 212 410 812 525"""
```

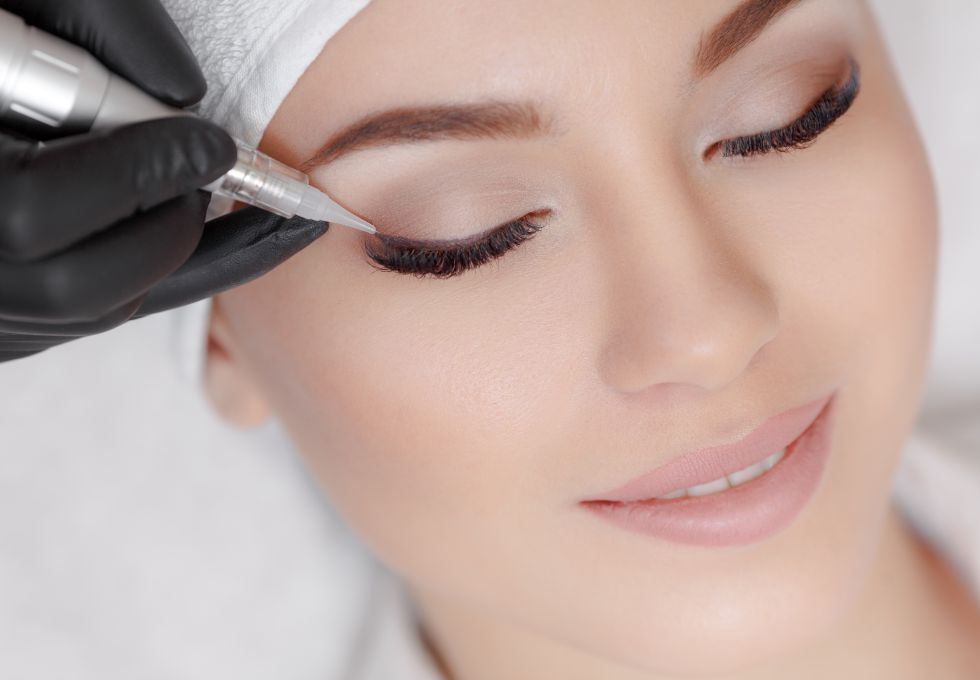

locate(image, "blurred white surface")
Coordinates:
2 2 979 678
868 0 980 439
0 311 380 678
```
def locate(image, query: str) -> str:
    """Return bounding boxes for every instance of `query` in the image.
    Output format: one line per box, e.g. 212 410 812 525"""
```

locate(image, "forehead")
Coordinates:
269 1 733 132
261 0 860 172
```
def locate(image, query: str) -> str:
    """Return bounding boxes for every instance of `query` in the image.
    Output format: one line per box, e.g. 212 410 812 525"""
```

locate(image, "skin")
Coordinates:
203 0 980 678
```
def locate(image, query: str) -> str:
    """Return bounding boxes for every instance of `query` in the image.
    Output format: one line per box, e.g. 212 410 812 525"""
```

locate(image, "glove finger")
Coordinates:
0 346 52 363
0 334 62 360
135 206 329 317
0 125 34 143
0 0 207 107
0 294 143 336
0 119 235 262
0 192 207 324
0 328 70 361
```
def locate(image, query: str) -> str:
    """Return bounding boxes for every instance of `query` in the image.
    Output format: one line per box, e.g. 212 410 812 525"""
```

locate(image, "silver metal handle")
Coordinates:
0 8 110 135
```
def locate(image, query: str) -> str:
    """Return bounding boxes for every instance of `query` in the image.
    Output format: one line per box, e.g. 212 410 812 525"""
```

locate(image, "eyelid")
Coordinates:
706 57 860 160
371 208 550 252
364 210 549 278
370 221 510 253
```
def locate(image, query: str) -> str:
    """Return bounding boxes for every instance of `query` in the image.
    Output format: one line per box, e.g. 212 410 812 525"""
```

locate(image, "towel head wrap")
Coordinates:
158 0 373 381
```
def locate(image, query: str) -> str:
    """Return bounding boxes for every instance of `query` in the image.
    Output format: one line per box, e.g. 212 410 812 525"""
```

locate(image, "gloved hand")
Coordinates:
0 0 329 363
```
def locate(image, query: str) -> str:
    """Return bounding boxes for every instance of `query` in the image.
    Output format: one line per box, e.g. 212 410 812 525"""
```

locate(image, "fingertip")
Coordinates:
184 119 238 184
272 216 330 252
108 118 237 201
151 68 208 110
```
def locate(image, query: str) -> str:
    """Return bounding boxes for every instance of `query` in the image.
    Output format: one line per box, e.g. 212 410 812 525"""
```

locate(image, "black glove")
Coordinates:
0 0 329 363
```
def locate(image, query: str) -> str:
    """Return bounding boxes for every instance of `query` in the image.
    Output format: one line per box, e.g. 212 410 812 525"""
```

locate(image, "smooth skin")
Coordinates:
202 1 980 678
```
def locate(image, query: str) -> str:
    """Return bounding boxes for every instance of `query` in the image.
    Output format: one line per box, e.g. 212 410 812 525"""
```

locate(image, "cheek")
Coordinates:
737 64 937 524
810 96 938 594
216 230 594 569
719 37 938 499
782 64 938 514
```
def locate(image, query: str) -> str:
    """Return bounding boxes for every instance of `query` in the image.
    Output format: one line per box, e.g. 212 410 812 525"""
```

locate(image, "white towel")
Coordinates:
161 0 371 147
158 0 373 382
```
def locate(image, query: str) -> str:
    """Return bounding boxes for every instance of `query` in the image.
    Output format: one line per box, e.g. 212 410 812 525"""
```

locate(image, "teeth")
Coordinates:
685 476 731 497
658 488 687 499
654 447 787 500
761 447 786 471
726 460 769 487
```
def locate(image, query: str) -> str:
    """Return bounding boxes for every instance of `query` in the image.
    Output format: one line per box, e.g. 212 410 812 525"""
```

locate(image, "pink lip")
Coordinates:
585 393 833 503
580 391 837 547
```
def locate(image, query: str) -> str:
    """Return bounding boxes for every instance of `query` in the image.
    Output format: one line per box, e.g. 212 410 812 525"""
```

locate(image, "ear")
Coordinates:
202 296 272 428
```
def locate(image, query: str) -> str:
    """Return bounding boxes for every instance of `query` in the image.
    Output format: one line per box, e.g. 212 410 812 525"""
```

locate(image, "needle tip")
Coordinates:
342 217 377 235
298 186 377 235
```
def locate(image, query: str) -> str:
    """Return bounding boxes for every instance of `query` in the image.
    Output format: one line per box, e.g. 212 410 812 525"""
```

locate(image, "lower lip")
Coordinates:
581 392 837 548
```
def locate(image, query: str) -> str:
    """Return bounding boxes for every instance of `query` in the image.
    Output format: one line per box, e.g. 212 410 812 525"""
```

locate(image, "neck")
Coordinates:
407 503 980 680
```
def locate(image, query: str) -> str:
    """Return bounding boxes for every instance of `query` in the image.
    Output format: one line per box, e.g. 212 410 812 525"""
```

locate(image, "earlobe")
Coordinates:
202 297 272 429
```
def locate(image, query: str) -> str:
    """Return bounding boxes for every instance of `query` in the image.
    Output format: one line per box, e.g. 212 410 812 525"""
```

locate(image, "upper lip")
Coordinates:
583 393 834 503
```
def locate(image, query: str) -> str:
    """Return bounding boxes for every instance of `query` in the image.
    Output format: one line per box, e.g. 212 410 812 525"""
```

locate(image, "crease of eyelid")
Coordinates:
364 187 544 237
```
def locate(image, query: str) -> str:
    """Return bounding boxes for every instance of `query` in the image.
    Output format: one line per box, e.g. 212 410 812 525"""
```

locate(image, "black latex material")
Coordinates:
134 207 328 317
0 0 331 363
0 0 207 106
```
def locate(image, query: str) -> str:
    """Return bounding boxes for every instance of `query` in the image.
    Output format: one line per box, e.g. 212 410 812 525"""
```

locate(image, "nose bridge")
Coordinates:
593 162 780 396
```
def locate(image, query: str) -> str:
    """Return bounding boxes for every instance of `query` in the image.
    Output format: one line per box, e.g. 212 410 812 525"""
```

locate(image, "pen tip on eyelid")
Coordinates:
335 217 378 234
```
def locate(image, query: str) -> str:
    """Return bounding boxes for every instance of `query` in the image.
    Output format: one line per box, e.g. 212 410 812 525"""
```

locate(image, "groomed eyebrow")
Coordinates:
301 101 551 170
303 0 806 169
695 0 805 77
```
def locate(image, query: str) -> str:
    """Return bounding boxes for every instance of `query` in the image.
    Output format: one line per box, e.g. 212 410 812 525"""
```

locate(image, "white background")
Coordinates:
1 2 978 678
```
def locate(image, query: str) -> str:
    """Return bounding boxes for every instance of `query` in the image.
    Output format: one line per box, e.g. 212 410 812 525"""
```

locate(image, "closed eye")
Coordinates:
708 57 861 160
364 210 549 279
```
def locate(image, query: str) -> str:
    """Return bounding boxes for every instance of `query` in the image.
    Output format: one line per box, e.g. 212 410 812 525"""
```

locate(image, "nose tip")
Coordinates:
599 285 779 396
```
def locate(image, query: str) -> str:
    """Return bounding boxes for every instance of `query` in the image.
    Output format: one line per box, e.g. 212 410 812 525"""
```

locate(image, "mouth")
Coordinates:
584 392 833 503
580 391 838 547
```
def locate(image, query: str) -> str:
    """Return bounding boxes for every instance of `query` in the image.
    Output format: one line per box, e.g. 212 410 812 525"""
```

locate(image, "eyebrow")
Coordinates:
303 0 806 169
694 0 805 77
301 101 549 170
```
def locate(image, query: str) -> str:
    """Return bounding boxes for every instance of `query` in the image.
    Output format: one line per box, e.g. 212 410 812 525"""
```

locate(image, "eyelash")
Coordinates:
365 212 546 279
369 58 861 279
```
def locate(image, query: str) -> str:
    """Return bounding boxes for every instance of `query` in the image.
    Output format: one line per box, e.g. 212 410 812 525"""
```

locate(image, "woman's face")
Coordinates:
208 0 938 675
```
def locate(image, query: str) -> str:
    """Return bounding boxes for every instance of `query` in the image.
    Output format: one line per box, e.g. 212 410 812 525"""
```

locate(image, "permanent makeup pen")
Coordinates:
0 7 375 234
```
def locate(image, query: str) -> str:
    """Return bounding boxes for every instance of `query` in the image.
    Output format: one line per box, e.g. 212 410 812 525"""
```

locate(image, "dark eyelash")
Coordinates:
719 58 861 159
364 212 546 279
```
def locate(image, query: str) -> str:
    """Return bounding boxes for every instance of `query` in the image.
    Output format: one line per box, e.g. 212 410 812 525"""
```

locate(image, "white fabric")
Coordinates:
0 2 978 679
159 0 373 381
162 0 371 148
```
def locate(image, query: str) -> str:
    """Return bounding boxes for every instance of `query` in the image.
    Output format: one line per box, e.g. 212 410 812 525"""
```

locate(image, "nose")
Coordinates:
596 175 779 397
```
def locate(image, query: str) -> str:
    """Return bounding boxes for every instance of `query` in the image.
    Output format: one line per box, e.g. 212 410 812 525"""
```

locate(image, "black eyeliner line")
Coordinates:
370 220 511 252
